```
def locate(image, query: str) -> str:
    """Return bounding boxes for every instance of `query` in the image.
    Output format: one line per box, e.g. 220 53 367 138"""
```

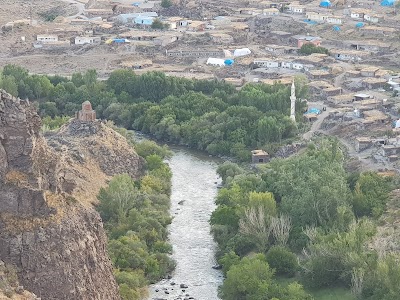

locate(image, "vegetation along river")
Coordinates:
148 147 223 300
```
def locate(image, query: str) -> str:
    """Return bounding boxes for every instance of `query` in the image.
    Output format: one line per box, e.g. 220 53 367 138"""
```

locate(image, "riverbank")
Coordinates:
148 148 223 300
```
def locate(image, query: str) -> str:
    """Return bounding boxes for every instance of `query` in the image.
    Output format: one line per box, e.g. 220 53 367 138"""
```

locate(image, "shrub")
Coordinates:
266 246 298 277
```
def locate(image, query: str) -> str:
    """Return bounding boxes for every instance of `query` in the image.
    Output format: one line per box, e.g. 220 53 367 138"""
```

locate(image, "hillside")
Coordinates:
0 89 144 299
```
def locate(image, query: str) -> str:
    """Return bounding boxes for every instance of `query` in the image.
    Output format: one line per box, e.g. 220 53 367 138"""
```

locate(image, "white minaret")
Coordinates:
290 79 296 122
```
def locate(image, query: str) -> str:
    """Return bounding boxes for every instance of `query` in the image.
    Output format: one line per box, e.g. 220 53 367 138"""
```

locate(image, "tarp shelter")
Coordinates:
233 48 251 57
381 0 395 6
320 0 331 7
224 59 234 65
356 22 365 28
113 38 129 43
306 108 321 115
396 119 400 128
206 58 225 66
333 26 341 31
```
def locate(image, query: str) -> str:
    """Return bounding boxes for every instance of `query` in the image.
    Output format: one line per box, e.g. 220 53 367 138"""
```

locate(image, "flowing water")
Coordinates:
148 147 223 300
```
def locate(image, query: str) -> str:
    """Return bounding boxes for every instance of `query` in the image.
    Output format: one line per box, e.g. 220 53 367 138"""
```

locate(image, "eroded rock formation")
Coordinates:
0 90 143 299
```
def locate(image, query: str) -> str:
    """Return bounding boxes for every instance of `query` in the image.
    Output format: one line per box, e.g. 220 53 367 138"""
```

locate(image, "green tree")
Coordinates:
1 75 18 97
151 19 165 30
97 174 141 224
299 44 329 55
220 254 275 300
266 246 298 277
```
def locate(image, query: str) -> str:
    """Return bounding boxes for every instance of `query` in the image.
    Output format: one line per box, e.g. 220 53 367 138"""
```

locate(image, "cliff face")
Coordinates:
0 90 144 300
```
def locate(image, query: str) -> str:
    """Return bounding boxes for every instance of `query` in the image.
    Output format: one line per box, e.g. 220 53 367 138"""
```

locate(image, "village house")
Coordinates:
210 33 234 44
286 3 305 14
251 149 270 163
265 44 297 55
355 137 373 152
362 109 388 124
305 12 328 23
359 26 396 36
211 16 232 27
350 8 368 19
362 78 387 89
74 36 101 45
364 13 384 23
326 16 343 25
154 35 180 47
263 8 280 15
166 49 224 58
253 59 280 68
187 21 206 32
292 35 322 48
307 69 331 80
360 66 380 77
116 12 158 24
134 16 154 26
347 40 391 52
36 34 58 43
329 49 369 61
84 8 114 17
238 8 262 16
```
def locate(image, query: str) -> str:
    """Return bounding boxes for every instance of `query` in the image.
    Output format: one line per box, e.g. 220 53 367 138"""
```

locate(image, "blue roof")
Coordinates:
224 59 234 65
113 39 127 43
333 26 341 31
305 108 321 115
381 0 395 6
320 0 331 7
356 22 365 28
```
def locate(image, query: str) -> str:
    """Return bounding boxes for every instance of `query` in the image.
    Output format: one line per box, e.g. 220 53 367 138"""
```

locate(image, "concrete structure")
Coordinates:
355 137 373 152
166 49 224 58
263 8 280 15
360 67 380 77
286 4 305 13
37 34 58 43
326 16 343 24
253 59 280 68
305 12 328 22
75 36 101 45
76 101 96 122
251 149 269 163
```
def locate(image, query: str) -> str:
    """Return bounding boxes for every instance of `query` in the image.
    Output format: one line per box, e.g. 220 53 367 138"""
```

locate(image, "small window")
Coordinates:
259 158 264 163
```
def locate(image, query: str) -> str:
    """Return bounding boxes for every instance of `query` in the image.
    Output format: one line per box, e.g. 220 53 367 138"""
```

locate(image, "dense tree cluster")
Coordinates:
97 140 174 300
298 44 329 55
0 65 308 161
211 139 396 299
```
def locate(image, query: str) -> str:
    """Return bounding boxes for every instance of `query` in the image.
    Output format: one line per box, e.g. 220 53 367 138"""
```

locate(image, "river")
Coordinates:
148 147 223 300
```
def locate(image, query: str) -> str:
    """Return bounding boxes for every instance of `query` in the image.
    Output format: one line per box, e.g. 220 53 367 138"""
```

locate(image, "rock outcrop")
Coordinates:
0 90 144 299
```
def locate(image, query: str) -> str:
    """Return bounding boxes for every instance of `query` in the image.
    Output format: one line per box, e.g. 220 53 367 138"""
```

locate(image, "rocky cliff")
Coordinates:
0 90 144 299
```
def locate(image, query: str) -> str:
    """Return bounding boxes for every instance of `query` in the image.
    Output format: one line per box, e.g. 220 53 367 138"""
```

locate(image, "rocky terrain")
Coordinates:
0 90 144 299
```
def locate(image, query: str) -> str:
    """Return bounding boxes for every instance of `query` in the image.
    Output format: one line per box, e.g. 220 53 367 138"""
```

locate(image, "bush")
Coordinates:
266 246 298 277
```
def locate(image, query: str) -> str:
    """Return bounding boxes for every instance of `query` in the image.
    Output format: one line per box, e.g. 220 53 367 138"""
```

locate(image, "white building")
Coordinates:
326 16 343 24
253 59 280 68
287 4 305 14
306 12 328 22
263 8 280 16
75 36 101 45
36 34 58 43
